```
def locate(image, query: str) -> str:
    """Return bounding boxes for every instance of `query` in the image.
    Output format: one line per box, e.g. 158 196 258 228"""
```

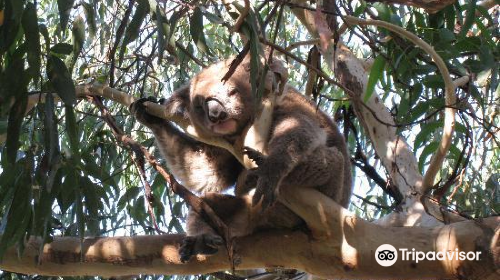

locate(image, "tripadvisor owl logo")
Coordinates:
375 244 398 267
375 244 482 267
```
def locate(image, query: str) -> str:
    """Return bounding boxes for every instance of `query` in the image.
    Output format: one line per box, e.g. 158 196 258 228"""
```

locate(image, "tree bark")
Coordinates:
1 189 498 279
289 0 467 227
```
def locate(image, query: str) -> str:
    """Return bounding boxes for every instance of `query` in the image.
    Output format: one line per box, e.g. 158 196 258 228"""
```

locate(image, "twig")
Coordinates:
285 38 319 52
108 0 134 87
231 0 250 32
353 194 392 210
89 96 166 235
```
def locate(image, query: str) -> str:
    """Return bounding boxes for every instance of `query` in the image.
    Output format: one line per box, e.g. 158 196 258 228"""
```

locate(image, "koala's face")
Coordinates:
188 60 254 137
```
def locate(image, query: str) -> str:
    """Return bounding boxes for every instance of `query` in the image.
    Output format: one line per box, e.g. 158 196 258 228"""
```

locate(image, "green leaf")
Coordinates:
117 186 141 211
72 16 85 60
56 0 76 31
0 0 25 55
168 11 180 45
438 28 455 42
478 44 494 70
43 93 60 164
4 97 27 164
202 10 224 24
189 7 209 54
65 105 80 162
50 43 73 55
57 166 77 213
422 75 444 88
119 0 150 64
418 141 439 173
21 2 41 85
364 56 386 102
414 120 442 149
459 0 477 38
81 176 100 236
47 54 76 105
0 166 32 260
155 5 166 63
82 2 97 38
39 24 50 52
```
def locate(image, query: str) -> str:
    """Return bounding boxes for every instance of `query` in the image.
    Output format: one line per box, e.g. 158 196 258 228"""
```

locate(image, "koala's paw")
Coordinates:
179 234 224 263
129 96 164 126
243 146 266 166
251 175 278 210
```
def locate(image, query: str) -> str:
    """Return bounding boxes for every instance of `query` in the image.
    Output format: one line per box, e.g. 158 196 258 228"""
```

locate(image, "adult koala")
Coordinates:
130 54 352 262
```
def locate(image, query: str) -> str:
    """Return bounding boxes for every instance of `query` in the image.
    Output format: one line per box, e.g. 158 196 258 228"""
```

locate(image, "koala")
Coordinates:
130 55 352 262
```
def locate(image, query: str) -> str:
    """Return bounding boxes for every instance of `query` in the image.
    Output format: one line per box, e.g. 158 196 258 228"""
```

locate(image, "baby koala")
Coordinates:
130 54 351 262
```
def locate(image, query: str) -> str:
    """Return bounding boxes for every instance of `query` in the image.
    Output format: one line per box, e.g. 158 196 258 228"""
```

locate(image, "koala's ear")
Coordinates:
268 56 288 96
164 84 190 119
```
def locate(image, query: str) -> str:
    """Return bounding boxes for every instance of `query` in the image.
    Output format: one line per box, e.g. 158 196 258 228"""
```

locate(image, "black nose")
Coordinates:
206 99 228 123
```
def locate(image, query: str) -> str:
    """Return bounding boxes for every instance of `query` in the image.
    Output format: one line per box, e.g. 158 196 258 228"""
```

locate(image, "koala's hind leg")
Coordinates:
240 145 349 207
283 146 348 205
180 193 252 262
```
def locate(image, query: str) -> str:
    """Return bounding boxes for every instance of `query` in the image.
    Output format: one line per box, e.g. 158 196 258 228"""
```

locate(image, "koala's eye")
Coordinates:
228 88 238 96
194 103 204 112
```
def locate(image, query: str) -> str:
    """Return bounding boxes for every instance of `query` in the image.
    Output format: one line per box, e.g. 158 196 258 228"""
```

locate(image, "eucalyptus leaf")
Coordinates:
21 2 41 84
57 0 76 31
47 54 76 105
189 7 210 54
364 56 386 102
82 2 97 38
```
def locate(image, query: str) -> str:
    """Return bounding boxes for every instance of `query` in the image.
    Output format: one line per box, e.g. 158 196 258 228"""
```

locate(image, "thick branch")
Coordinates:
288 2 467 226
343 15 457 194
1 191 498 279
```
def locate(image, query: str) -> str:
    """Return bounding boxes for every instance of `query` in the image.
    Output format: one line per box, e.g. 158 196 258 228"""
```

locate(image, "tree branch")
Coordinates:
342 15 457 195
1 189 498 279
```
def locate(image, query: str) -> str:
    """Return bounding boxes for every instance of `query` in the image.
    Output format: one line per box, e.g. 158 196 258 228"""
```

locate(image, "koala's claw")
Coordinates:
243 146 266 166
179 234 224 263
130 96 164 125
252 179 277 210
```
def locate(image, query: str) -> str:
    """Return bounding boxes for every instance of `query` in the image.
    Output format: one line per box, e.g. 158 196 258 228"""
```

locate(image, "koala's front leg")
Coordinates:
130 96 168 127
242 147 278 208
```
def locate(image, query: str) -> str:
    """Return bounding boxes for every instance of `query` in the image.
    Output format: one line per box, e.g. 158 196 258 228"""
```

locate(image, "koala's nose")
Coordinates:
206 99 228 123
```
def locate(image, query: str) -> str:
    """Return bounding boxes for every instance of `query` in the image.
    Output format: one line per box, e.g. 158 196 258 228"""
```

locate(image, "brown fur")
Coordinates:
130 56 352 262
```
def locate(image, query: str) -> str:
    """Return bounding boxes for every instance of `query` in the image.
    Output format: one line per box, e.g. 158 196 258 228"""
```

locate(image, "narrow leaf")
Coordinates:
0 0 24 55
364 56 386 102
189 7 209 54
459 0 477 38
72 16 85 59
47 54 76 105
155 5 166 63
50 43 73 55
418 141 440 173
39 24 50 52
82 2 97 38
65 105 80 162
21 2 41 85
5 96 27 164
119 0 149 64
57 0 76 31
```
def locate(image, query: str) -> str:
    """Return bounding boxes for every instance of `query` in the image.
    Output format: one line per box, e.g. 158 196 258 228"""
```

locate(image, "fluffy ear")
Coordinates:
164 84 190 120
